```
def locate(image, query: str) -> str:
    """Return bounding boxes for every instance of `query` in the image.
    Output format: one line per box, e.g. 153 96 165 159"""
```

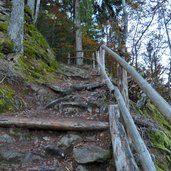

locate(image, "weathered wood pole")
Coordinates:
27 0 35 17
68 53 71 64
96 54 157 171
109 105 139 171
0 117 109 131
92 52 96 68
34 0 41 23
101 44 171 124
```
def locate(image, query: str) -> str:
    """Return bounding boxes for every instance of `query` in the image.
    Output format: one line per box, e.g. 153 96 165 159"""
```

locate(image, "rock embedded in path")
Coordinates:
0 150 24 162
73 144 112 164
58 134 82 149
22 152 42 164
45 144 65 158
0 134 15 144
76 165 89 171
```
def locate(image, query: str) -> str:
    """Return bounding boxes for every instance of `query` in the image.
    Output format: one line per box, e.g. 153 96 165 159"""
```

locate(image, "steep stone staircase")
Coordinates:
0 64 115 171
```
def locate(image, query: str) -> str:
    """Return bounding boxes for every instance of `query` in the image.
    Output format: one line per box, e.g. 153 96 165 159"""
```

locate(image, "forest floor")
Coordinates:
0 63 116 171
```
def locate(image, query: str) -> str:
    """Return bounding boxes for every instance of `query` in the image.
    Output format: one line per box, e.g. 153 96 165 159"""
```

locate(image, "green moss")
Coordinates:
0 53 5 59
0 37 14 54
18 56 58 83
5 0 12 8
148 130 171 170
24 6 33 23
133 101 171 170
148 130 171 152
16 9 58 83
0 84 15 113
0 22 8 32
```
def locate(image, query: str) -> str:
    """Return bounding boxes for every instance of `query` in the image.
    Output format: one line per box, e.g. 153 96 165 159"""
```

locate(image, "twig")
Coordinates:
0 73 7 83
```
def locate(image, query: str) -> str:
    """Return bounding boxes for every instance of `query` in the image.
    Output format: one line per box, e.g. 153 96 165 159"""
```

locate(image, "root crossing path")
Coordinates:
0 64 115 171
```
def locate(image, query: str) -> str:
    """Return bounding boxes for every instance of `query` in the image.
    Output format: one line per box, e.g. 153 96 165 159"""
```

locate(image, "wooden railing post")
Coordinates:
96 51 100 73
101 44 171 123
96 54 157 171
67 53 70 65
109 105 139 171
92 52 96 69
117 63 129 109
99 47 105 69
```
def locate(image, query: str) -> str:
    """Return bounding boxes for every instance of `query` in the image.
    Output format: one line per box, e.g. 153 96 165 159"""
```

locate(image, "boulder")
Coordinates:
73 144 111 164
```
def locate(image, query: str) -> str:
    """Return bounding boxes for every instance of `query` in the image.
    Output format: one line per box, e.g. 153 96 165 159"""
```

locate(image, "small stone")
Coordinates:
0 134 15 144
73 144 111 164
28 167 56 171
45 145 65 158
42 137 50 141
76 165 88 171
0 150 24 162
22 152 42 164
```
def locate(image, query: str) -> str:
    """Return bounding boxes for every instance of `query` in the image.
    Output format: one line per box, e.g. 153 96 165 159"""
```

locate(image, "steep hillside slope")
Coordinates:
0 3 58 113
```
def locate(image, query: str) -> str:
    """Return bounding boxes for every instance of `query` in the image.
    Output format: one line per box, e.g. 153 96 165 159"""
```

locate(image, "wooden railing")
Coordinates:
66 45 171 171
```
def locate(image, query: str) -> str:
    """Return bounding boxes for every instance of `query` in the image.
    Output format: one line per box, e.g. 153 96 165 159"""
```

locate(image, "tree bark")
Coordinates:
27 0 35 17
34 0 40 23
0 117 108 131
8 0 24 53
162 9 171 99
117 0 129 109
75 0 83 65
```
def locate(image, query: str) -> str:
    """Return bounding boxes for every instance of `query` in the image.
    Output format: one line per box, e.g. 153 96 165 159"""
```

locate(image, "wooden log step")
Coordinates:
0 117 109 131
43 82 104 95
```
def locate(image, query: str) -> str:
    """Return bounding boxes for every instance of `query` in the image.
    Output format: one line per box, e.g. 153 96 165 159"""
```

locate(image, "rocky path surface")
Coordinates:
0 64 115 171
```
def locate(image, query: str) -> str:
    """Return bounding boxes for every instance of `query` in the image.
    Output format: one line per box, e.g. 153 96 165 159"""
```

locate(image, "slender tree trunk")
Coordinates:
8 0 24 53
75 0 83 65
117 0 129 109
34 0 41 23
162 9 171 99
27 0 35 17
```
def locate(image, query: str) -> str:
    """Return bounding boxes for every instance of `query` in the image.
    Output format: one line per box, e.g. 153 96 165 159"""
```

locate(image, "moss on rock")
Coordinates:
0 84 15 113
135 102 171 171
0 36 14 54
148 130 171 171
0 21 8 32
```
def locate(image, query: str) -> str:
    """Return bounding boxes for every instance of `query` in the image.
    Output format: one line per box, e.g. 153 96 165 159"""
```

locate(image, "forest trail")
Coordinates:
0 63 115 171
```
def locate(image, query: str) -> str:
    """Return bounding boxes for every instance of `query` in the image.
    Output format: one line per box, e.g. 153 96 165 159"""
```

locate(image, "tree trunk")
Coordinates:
162 9 171 99
34 0 41 23
27 0 35 17
8 0 24 53
75 0 83 65
117 0 129 109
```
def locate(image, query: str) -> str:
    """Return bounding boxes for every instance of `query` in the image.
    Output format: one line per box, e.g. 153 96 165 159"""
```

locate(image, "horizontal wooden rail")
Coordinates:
96 54 157 171
101 44 171 124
